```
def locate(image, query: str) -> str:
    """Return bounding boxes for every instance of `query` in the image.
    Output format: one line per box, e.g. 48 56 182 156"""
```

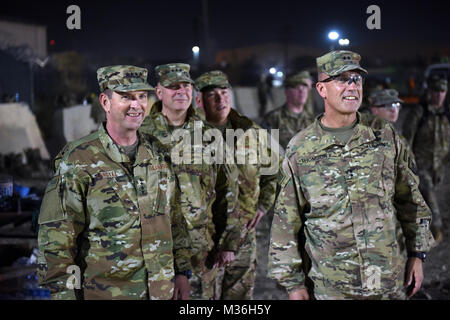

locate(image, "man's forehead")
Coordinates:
340 70 362 76
205 86 229 93
115 90 148 95
162 81 192 88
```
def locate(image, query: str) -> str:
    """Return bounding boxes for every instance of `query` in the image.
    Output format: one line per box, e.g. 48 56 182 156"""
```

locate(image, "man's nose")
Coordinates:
130 98 140 108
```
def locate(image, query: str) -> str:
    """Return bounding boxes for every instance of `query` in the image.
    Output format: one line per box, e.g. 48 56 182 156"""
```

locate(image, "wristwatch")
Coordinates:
408 251 426 262
175 269 192 279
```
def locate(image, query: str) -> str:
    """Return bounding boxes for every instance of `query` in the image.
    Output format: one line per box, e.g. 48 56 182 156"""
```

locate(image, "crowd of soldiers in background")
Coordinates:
35 50 448 300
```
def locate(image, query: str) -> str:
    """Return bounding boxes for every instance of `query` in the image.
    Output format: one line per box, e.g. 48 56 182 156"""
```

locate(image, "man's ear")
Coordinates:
155 84 163 100
316 81 327 99
371 107 378 116
99 92 111 113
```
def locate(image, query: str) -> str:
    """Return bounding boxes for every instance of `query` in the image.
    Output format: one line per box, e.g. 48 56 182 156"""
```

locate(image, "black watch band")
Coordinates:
408 251 426 262
175 270 192 279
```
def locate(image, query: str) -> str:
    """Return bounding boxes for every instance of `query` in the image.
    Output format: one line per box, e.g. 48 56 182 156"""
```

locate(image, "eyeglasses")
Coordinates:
320 73 364 86
378 102 402 110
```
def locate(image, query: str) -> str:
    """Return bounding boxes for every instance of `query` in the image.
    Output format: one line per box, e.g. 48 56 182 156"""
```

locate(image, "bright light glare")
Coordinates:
276 71 284 77
328 31 339 40
192 46 200 53
269 67 277 75
339 39 350 46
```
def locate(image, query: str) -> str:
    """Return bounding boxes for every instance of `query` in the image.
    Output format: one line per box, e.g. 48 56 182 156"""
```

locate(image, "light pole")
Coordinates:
192 46 200 69
328 31 339 50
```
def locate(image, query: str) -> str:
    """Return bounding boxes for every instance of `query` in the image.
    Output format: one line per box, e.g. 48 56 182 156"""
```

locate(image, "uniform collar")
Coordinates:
228 108 256 130
99 122 151 164
282 103 308 119
313 112 377 151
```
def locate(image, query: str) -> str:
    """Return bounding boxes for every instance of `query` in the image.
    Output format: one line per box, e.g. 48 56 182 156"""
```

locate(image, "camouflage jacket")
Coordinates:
214 109 278 248
37 124 191 300
402 103 450 176
268 112 434 299
262 103 314 150
362 113 416 162
139 102 240 256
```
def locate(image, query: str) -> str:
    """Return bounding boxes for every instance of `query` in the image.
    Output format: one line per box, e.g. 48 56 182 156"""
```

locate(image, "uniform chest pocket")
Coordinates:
176 164 208 211
38 175 66 223
366 144 396 198
297 153 347 209
145 168 175 218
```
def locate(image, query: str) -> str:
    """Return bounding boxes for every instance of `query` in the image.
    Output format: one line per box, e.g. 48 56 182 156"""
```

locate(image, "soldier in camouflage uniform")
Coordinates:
368 89 403 125
268 51 435 300
403 76 449 245
364 88 415 160
139 63 240 300
262 71 314 151
195 70 278 299
37 65 192 300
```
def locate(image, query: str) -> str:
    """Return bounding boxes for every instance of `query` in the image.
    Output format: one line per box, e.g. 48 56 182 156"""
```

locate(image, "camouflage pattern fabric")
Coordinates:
316 50 367 76
155 63 195 87
284 71 311 88
37 124 191 300
195 70 231 91
215 229 257 300
369 89 403 107
262 103 314 150
139 101 240 300
403 103 450 228
362 113 414 159
214 108 279 300
97 65 154 92
268 112 434 300
427 75 448 92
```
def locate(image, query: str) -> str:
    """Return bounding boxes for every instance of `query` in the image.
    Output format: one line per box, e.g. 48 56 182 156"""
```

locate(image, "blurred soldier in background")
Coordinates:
403 75 449 245
262 71 314 151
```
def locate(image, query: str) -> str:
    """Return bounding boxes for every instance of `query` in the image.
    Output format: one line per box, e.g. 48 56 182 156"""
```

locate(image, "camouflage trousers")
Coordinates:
418 170 443 228
189 251 217 300
214 229 257 300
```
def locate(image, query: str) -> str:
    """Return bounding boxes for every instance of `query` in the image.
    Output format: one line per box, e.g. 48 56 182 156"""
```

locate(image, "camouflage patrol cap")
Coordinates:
427 75 448 92
284 70 311 88
316 50 368 77
97 65 154 92
370 89 403 107
155 63 194 87
194 70 231 91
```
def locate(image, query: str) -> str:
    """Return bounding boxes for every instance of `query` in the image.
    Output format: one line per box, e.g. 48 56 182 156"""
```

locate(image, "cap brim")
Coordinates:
109 83 155 92
285 79 309 87
198 81 231 91
161 76 195 87
327 64 368 77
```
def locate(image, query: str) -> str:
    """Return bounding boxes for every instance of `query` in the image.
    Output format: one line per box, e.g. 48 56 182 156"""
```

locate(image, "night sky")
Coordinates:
1 0 449 61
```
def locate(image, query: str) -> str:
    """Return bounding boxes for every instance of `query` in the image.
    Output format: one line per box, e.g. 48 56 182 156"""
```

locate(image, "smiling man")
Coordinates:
139 63 240 300
268 51 435 300
37 65 192 299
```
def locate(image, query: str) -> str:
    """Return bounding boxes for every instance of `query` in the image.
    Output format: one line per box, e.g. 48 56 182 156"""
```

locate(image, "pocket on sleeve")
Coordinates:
38 175 66 224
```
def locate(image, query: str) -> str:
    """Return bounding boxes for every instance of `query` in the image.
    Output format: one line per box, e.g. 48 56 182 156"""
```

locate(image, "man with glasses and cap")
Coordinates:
403 75 449 245
368 89 403 124
262 70 315 151
268 50 435 300
37 65 192 299
139 63 240 300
